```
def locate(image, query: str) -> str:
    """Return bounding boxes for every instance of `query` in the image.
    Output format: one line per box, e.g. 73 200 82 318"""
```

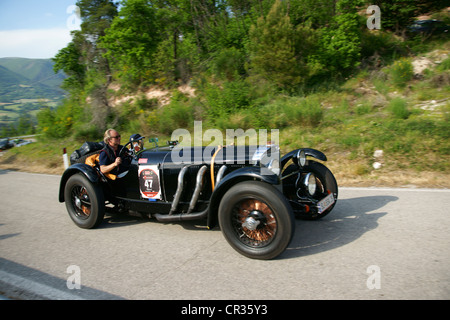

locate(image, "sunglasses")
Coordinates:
111 135 121 139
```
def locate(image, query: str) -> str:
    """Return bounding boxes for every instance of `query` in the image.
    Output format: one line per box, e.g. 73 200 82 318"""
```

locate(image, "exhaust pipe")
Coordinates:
216 165 227 186
154 209 208 222
187 165 207 214
169 165 189 215
156 165 209 222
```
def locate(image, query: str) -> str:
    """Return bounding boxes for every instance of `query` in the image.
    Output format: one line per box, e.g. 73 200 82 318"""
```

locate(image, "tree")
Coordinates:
52 35 86 91
16 113 35 135
315 0 364 74
369 0 450 34
53 0 118 132
73 0 118 79
148 0 192 83
371 0 417 34
288 0 336 28
101 0 161 87
54 0 118 88
248 0 301 90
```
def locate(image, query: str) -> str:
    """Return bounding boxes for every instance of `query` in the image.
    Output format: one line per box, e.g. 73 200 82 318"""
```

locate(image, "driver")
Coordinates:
99 129 127 176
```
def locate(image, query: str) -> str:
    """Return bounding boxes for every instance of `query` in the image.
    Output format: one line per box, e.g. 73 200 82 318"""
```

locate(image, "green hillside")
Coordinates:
0 58 66 133
0 64 30 85
0 57 66 88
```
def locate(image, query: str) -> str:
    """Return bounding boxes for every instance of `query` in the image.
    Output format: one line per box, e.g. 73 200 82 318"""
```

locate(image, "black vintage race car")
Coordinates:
59 135 338 260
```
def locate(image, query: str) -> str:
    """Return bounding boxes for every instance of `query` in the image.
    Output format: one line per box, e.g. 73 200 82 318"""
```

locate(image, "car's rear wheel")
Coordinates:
218 181 295 260
65 173 105 229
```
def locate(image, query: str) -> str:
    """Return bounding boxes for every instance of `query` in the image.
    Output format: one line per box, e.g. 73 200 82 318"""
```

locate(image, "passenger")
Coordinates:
129 133 145 153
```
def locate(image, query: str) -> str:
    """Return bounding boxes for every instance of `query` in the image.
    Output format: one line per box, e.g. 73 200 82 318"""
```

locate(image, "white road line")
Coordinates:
0 270 84 300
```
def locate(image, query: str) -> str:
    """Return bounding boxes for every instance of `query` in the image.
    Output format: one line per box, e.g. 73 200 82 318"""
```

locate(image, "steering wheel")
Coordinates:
115 142 134 179
118 141 133 159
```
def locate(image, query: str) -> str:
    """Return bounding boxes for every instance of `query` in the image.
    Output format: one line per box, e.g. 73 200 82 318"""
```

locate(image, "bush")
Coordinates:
255 96 324 129
360 30 406 64
389 58 414 88
258 100 289 129
388 97 410 119
37 100 82 139
210 47 246 81
436 56 450 71
203 79 252 122
157 101 193 135
285 96 324 127
73 125 103 142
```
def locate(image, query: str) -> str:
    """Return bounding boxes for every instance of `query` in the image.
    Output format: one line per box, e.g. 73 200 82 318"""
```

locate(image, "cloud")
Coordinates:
0 28 72 59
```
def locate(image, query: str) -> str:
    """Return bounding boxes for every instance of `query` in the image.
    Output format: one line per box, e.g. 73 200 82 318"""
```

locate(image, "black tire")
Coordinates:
218 181 295 260
64 173 105 229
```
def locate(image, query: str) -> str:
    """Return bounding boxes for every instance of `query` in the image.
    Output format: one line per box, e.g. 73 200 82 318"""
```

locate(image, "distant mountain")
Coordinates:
0 58 66 103
0 64 30 86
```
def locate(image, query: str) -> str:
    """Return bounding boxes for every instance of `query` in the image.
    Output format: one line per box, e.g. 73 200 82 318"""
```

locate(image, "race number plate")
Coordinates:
139 165 162 200
317 193 335 214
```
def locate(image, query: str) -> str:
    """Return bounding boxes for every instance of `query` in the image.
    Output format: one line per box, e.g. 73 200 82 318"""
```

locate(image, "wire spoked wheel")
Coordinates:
65 173 105 229
70 186 92 219
219 181 295 260
232 199 277 248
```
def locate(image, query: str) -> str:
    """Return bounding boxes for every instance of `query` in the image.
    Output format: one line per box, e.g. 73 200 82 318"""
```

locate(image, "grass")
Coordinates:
0 136 81 174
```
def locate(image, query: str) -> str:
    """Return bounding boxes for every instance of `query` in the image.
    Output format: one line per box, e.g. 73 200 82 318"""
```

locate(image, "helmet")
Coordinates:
130 133 144 142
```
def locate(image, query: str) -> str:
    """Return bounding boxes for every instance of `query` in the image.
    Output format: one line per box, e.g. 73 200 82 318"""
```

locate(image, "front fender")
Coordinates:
281 148 327 169
206 166 280 229
58 163 100 202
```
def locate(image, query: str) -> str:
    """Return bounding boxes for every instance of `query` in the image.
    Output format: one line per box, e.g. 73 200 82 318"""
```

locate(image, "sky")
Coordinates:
0 0 81 59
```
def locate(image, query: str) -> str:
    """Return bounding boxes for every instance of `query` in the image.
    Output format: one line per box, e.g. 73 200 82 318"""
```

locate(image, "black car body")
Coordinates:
408 20 449 35
59 137 338 259
0 138 14 151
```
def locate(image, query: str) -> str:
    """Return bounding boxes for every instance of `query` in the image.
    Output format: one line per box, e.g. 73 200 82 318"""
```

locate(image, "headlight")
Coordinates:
304 173 317 196
297 149 306 167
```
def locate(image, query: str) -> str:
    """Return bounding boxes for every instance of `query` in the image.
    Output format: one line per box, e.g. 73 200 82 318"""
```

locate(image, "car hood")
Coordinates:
139 145 278 166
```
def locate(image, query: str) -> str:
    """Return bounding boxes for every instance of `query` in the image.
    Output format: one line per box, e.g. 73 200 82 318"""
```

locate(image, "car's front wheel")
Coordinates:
64 173 105 229
218 181 295 260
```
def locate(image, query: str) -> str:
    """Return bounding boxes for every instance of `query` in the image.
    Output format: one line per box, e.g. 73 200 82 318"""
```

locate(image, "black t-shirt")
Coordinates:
99 144 124 175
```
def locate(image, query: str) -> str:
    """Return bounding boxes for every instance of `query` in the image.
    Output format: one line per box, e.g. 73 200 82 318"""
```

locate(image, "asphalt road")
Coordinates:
1 170 449 300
